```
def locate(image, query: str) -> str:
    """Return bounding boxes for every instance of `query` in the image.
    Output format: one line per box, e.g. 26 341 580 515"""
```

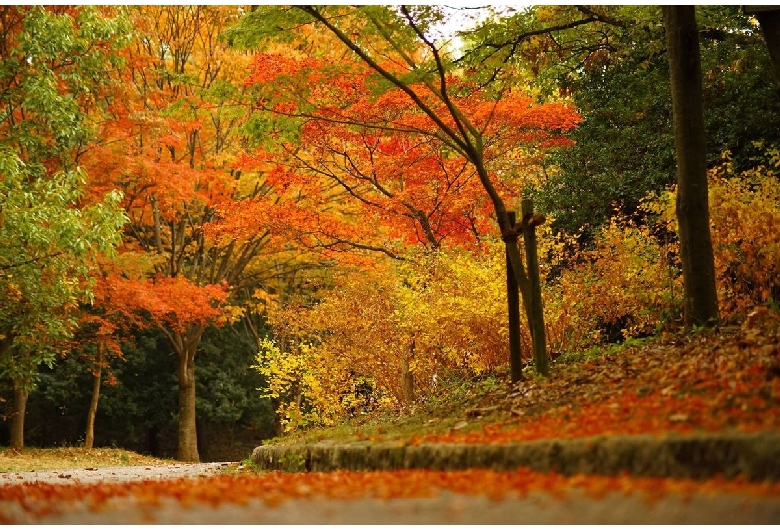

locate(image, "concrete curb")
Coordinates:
251 432 780 481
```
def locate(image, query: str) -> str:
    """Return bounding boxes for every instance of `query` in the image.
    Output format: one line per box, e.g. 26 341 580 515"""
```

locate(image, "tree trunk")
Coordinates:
84 343 103 450
521 199 548 377
177 340 200 462
10 379 28 452
752 8 780 101
662 6 720 328
504 212 523 384
401 338 415 405
196 417 207 462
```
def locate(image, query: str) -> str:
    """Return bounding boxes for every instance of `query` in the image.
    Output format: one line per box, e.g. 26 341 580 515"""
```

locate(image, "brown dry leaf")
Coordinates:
415 320 780 446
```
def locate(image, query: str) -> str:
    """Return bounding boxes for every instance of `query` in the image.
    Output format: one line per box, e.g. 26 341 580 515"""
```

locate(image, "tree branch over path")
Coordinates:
574 6 628 28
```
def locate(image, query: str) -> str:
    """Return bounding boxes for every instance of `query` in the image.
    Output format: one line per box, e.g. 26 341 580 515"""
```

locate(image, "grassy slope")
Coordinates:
263 313 780 448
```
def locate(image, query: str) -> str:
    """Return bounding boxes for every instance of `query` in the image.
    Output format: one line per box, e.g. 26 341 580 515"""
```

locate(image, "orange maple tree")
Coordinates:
240 51 580 257
80 6 324 461
235 31 580 427
227 6 585 383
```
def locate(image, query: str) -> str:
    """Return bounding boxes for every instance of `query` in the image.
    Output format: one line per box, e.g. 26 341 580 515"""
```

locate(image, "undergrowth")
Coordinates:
258 313 780 448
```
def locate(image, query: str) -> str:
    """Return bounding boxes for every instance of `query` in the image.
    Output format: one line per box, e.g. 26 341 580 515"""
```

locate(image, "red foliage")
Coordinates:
241 51 581 254
115 276 230 333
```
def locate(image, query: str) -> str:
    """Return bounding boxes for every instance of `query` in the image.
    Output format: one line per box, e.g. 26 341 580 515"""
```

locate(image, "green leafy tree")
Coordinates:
195 322 275 460
21 329 178 453
0 6 128 450
20 322 275 459
0 154 124 451
455 6 779 238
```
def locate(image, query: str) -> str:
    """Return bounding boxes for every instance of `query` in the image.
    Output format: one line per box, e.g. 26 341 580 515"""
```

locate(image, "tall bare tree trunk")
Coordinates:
84 342 103 450
10 379 28 452
663 6 720 327
177 348 199 462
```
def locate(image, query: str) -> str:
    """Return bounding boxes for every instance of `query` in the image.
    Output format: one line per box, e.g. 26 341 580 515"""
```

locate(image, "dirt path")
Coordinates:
0 462 237 485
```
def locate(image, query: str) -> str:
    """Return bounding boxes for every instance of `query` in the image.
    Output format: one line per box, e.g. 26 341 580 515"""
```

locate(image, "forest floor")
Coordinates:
262 308 780 450
0 447 173 473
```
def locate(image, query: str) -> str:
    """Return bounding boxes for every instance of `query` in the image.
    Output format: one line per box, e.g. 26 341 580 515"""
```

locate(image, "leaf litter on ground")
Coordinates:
409 309 780 445
2 467 780 523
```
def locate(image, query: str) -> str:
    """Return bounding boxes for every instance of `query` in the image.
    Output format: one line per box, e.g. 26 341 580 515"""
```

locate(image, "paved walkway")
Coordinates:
0 462 235 486
1 432 780 524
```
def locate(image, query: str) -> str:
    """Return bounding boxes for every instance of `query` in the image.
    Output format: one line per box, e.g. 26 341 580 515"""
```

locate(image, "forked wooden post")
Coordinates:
504 211 523 383
521 198 548 376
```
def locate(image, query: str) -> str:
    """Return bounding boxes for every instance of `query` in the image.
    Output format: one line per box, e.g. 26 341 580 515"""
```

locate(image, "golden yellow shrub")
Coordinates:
645 149 780 320
544 217 680 351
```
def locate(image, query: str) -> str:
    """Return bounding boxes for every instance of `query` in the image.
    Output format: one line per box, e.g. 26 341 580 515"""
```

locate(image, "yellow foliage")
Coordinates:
546 149 780 352
644 150 780 320
707 153 780 316
255 150 780 429
544 217 679 350
255 245 519 428
253 336 351 431
221 304 246 324
396 244 510 376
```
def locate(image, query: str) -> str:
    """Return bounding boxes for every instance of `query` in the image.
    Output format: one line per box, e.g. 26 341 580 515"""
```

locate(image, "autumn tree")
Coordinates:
230 5 581 377
240 52 577 254
0 6 128 450
237 51 578 402
83 5 327 461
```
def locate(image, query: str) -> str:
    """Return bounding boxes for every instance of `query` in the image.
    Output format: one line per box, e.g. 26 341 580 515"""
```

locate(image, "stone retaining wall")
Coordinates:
251 432 780 481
